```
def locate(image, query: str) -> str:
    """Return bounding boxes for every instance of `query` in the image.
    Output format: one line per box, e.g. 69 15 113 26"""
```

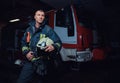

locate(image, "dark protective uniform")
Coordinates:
17 21 62 83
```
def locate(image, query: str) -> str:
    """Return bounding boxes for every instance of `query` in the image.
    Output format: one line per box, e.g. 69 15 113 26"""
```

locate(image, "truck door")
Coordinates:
54 6 77 44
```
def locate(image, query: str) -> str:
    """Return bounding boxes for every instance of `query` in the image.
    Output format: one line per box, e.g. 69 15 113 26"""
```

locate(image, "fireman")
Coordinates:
17 9 62 83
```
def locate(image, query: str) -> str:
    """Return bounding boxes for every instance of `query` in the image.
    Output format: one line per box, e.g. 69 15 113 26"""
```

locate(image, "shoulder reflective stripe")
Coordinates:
22 46 29 51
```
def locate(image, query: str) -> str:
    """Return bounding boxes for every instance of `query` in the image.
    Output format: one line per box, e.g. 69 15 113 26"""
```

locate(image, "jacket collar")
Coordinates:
29 20 46 29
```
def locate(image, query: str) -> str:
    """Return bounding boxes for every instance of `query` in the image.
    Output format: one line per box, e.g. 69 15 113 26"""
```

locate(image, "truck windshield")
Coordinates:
56 6 74 36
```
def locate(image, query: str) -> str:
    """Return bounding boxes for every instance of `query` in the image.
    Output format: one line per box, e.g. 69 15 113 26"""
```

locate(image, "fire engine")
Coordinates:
45 5 107 62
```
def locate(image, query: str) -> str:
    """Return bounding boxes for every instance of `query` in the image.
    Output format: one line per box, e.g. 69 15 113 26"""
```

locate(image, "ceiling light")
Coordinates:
9 19 20 22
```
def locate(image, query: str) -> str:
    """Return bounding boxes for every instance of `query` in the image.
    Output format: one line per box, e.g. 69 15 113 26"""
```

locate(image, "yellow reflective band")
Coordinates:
22 46 29 52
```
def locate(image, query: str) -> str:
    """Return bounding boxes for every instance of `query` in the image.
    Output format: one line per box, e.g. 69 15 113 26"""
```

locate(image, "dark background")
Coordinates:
0 0 120 83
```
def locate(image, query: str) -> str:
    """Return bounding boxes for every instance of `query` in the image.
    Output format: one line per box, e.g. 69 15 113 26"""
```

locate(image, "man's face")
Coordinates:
34 10 45 24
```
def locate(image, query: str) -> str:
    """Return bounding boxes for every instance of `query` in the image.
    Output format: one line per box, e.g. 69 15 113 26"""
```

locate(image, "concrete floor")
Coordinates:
0 55 120 83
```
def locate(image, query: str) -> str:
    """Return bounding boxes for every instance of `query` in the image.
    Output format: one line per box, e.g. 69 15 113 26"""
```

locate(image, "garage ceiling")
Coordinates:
40 0 79 8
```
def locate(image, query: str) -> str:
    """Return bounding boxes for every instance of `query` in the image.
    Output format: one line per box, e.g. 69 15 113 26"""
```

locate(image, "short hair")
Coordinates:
30 9 45 21
34 9 45 16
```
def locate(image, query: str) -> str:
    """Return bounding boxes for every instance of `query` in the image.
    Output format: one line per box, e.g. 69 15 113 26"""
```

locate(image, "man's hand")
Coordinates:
26 51 34 61
45 45 55 52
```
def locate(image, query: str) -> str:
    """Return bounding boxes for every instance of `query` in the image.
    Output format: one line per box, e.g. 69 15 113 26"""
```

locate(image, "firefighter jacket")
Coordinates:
21 21 62 57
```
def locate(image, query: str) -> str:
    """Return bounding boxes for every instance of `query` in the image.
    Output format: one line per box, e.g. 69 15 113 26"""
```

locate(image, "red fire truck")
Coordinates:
46 5 107 62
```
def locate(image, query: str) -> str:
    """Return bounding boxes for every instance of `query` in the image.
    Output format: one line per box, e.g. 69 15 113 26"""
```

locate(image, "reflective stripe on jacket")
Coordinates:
21 21 62 56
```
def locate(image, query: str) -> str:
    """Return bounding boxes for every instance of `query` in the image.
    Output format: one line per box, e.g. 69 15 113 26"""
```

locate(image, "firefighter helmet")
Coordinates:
36 37 54 50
